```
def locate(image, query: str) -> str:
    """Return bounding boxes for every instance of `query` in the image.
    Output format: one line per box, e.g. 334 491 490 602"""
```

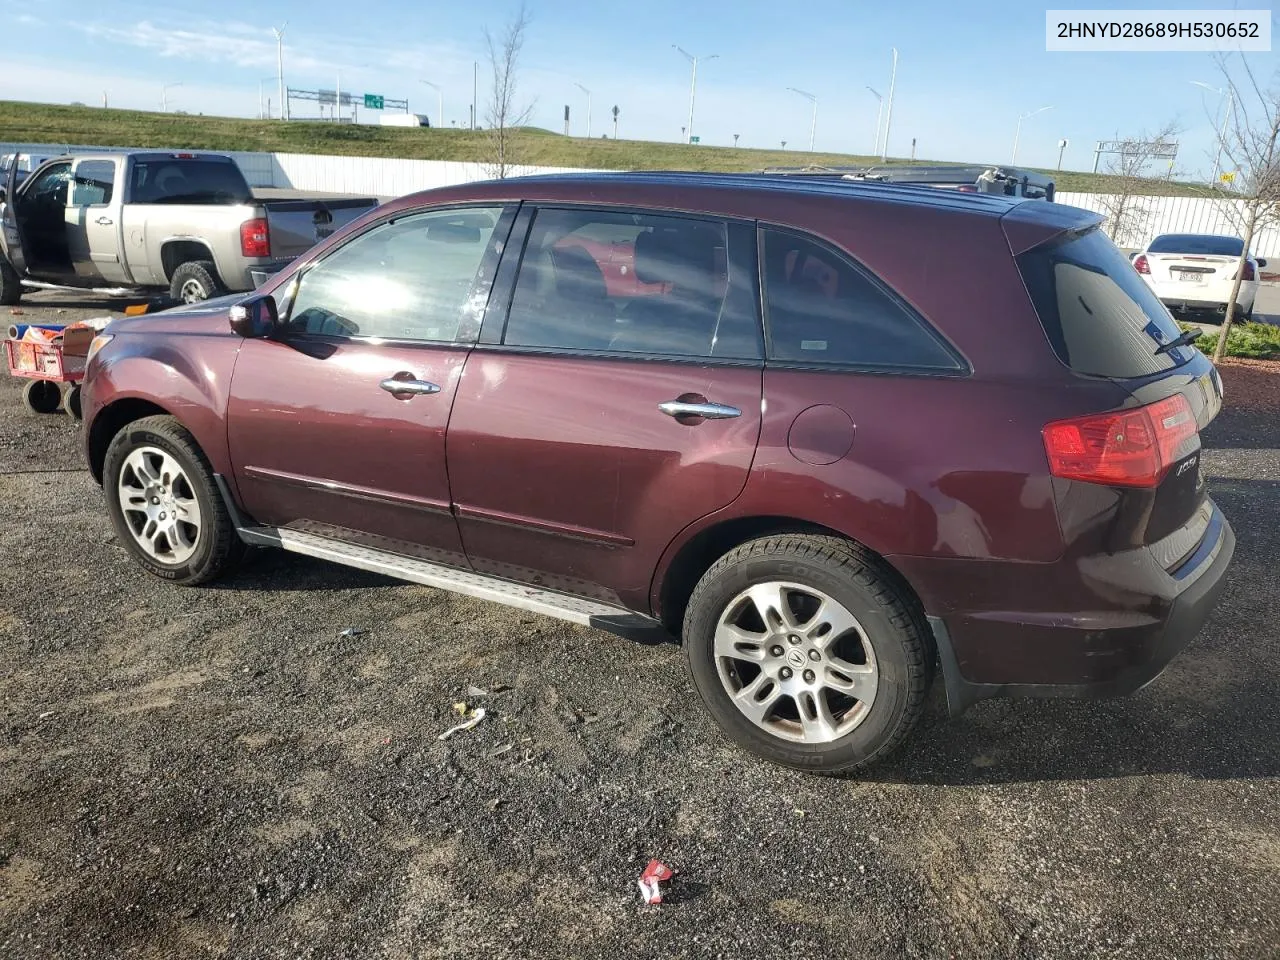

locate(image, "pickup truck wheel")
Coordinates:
0 254 21 306
169 261 225 304
22 379 61 414
683 535 932 774
103 415 244 585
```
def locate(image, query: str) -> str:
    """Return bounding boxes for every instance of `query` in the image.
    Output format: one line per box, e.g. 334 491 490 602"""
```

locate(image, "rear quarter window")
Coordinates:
1017 227 1195 378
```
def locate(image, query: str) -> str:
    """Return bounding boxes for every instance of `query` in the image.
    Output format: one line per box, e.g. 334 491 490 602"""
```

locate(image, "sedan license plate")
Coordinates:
1177 271 1205 283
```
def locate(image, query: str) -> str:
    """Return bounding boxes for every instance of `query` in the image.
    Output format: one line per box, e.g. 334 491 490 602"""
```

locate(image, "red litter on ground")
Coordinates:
637 859 675 905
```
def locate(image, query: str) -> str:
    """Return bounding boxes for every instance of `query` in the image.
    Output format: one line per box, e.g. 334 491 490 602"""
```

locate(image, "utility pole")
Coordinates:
787 87 818 152
272 25 288 121
733 133 740 147
575 83 592 138
866 87 883 156
673 45 718 144
612 105 619 140
1057 138 1069 170
911 137 917 160
881 47 898 162
472 61 478 130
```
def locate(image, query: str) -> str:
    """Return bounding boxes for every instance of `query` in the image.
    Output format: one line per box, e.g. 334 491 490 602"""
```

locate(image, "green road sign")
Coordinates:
690 135 700 144
364 94 384 110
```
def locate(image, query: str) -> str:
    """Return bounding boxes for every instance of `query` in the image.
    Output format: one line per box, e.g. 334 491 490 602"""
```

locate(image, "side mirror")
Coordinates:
228 294 279 338
1257 258 1268 268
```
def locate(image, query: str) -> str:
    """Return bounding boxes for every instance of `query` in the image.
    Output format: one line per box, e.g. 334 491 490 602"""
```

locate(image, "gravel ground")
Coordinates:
1 293 1278 960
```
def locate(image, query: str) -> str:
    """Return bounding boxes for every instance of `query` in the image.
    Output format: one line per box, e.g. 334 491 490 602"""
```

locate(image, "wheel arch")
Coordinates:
160 239 219 283
653 515 932 643
87 397 174 483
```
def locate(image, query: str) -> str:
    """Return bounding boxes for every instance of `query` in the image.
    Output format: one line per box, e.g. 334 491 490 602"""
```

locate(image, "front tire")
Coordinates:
103 415 243 585
169 260 225 304
684 535 932 773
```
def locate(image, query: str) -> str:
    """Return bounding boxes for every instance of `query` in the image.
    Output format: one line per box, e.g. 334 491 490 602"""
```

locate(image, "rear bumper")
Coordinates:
912 502 1235 715
1145 278 1257 312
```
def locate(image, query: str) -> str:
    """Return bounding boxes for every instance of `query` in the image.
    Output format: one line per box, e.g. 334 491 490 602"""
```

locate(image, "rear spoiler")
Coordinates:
1001 200 1103 257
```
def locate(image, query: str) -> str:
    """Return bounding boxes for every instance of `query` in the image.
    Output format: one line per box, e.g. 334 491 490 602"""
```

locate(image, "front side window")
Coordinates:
285 207 503 342
23 162 71 206
502 207 759 360
72 160 115 206
761 228 962 371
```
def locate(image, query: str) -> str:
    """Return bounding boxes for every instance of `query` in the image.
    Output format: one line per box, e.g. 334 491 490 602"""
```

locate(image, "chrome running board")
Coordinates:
238 523 662 635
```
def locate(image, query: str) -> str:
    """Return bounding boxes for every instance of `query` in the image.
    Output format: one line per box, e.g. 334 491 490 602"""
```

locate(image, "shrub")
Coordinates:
1188 321 1280 360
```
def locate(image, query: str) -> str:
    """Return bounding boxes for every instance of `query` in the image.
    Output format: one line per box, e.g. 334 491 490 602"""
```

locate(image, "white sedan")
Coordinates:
1133 233 1265 321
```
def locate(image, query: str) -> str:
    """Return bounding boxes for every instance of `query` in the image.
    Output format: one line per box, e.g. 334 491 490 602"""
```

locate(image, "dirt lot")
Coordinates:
1 293 1278 960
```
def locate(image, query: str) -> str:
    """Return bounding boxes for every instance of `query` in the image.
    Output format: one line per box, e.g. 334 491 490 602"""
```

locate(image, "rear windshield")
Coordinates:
130 159 251 205
1147 234 1243 256
1017 227 1195 378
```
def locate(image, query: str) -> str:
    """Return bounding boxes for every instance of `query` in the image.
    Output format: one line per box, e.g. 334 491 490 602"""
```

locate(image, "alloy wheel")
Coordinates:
714 581 879 744
117 446 203 565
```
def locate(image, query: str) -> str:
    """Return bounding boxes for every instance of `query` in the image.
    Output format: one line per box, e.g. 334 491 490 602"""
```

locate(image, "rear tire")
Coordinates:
0 254 21 306
169 260 225 304
103 415 244 585
683 534 932 774
22 379 61 414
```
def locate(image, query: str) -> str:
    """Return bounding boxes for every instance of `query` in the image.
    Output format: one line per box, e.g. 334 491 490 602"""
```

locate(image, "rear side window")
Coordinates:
1017 228 1193 378
130 160 251 205
760 228 962 371
72 160 115 206
1147 234 1243 256
503 207 761 360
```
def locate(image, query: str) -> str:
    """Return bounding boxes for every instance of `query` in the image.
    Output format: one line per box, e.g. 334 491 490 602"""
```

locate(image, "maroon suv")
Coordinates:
80 173 1234 773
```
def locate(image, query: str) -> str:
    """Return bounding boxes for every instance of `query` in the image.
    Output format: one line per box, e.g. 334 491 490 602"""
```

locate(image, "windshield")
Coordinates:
1017 227 1195 378
1147 234 1244 257
130 159 252 205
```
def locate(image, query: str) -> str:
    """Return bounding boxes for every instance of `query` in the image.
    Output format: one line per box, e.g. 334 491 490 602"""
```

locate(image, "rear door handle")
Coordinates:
380 376 441 397
95 216 114 226
658 400 742 420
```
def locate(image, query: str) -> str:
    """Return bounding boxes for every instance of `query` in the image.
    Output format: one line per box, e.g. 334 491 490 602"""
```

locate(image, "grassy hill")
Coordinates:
0 100 1219 197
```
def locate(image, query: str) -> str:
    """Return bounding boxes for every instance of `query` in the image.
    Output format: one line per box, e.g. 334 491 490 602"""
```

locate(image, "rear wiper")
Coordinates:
1156 327 1201 355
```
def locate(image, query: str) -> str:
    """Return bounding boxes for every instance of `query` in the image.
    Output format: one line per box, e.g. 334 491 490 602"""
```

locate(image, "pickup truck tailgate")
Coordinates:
263 198 380 261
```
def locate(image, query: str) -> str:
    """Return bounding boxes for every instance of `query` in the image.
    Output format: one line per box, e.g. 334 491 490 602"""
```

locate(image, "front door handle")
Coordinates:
380 376 441 397
95 216 114 226
658 399 742 420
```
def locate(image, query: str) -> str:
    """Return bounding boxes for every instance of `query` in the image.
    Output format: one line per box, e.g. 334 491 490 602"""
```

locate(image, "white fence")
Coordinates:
5 140 1277 256
1057 191 1280 257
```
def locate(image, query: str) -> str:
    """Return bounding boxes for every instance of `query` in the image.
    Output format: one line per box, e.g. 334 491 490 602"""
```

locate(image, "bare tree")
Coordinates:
483 3 534 179
1210 58 1280 362
1095 123 1181 248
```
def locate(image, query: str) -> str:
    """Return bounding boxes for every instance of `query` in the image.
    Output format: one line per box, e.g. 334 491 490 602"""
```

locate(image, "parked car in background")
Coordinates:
0 151 379 306
0 152 57 191
1133 233 1264 321
81 172 1233 773
759 164 1056 200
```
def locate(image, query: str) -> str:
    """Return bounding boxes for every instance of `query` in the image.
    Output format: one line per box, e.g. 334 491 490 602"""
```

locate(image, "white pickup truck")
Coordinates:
0 151 378 305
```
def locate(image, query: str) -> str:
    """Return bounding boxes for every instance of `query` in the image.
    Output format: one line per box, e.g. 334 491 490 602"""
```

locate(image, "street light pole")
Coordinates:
161 82 182 113
1011 105 1052 164
575 82 592 138
673 45 718 144
866 87 883 156
787 87 818 152
1190 80 1231 183
881 47 898 162
272 24 288 120
420 80 443 129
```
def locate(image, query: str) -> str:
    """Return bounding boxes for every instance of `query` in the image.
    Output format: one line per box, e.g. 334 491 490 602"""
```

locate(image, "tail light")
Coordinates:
1133 254 1150 274
1239 260 1255 281
1043 394 1197 488
240 217 270 258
